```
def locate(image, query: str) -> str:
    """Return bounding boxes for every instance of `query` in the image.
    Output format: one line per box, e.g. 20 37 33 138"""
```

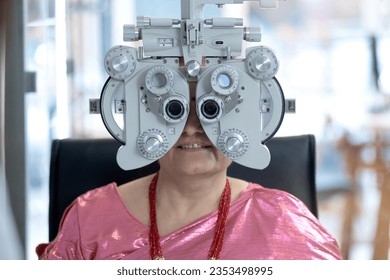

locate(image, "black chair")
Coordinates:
48 134 317 241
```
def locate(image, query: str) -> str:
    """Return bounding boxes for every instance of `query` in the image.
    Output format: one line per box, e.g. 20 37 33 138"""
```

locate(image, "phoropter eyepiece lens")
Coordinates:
201 99 220 120
161 95 188 123
197 95 224 123
166 99 185 120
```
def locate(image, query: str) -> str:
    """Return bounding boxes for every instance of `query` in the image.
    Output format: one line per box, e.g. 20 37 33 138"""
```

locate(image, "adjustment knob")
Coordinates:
111 55 128 73
246 46 279 80
145 136 162 153
104 46 137 80
225 135 244 153
138 130 169 159
218 129 249 159
123 24 140 41
244 27 261 42
186 60 201 77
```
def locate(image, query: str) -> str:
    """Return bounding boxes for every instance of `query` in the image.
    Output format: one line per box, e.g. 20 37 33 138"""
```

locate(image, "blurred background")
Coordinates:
1 0 390 259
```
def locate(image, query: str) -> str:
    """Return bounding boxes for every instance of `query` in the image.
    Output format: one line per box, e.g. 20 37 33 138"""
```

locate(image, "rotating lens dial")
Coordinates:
145 66 174 95
211 65 239 95
104 46 137 80
246 46 279 80
137 129 169 159
218 129 249 159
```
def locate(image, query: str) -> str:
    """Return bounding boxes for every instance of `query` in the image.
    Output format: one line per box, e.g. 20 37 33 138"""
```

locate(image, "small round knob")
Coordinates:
138 130 168 159
123 24 140 41
111 55 128 73
145 136 162 153
246 46 279 80
104 46 137 79
255 56 271 72
186 60 201 77
243 27 261 42
226 136 243 153
218 129 248 159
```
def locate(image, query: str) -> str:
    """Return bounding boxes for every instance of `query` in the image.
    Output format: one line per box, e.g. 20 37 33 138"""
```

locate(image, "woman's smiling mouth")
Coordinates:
178 144 212 149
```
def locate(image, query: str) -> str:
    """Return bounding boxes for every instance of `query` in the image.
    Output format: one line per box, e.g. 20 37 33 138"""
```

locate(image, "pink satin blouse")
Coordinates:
36 183 342 260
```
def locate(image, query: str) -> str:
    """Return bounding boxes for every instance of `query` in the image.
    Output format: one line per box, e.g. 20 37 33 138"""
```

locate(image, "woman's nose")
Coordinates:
183 104 204 136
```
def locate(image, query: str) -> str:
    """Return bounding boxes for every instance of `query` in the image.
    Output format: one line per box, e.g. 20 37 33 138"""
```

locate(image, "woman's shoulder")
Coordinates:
74 173 153 205
241 182 314 216
245 182 301 200
65 183 123 217
76 182 118 203
243 182 342 259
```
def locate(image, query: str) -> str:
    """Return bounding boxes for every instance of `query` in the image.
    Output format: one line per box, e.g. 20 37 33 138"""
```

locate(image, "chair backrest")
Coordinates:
48 134 317 241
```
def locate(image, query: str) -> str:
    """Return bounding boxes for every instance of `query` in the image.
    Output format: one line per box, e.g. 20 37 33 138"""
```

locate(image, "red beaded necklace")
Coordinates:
148 173 231 260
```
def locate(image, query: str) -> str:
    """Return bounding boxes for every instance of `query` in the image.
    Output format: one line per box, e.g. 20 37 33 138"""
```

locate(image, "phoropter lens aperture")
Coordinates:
166 99 185 120
201 99 220 120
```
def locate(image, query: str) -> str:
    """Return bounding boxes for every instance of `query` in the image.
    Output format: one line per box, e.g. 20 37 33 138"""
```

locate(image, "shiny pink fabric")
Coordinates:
36 183 342 260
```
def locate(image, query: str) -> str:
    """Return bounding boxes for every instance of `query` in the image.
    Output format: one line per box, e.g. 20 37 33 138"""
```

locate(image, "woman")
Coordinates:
36 82 342 260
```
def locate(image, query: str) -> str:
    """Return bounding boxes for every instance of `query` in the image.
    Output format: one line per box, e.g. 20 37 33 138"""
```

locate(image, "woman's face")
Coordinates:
158 81 232 177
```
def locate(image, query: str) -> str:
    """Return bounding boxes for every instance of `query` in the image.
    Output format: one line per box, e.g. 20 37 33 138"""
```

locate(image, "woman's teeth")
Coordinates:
180 144 207 149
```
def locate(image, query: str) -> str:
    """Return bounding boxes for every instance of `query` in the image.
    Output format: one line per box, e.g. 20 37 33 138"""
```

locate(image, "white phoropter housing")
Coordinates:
92 0 293 170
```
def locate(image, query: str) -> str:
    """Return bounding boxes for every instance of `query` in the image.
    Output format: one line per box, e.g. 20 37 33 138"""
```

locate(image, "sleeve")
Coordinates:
36 200 87 260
